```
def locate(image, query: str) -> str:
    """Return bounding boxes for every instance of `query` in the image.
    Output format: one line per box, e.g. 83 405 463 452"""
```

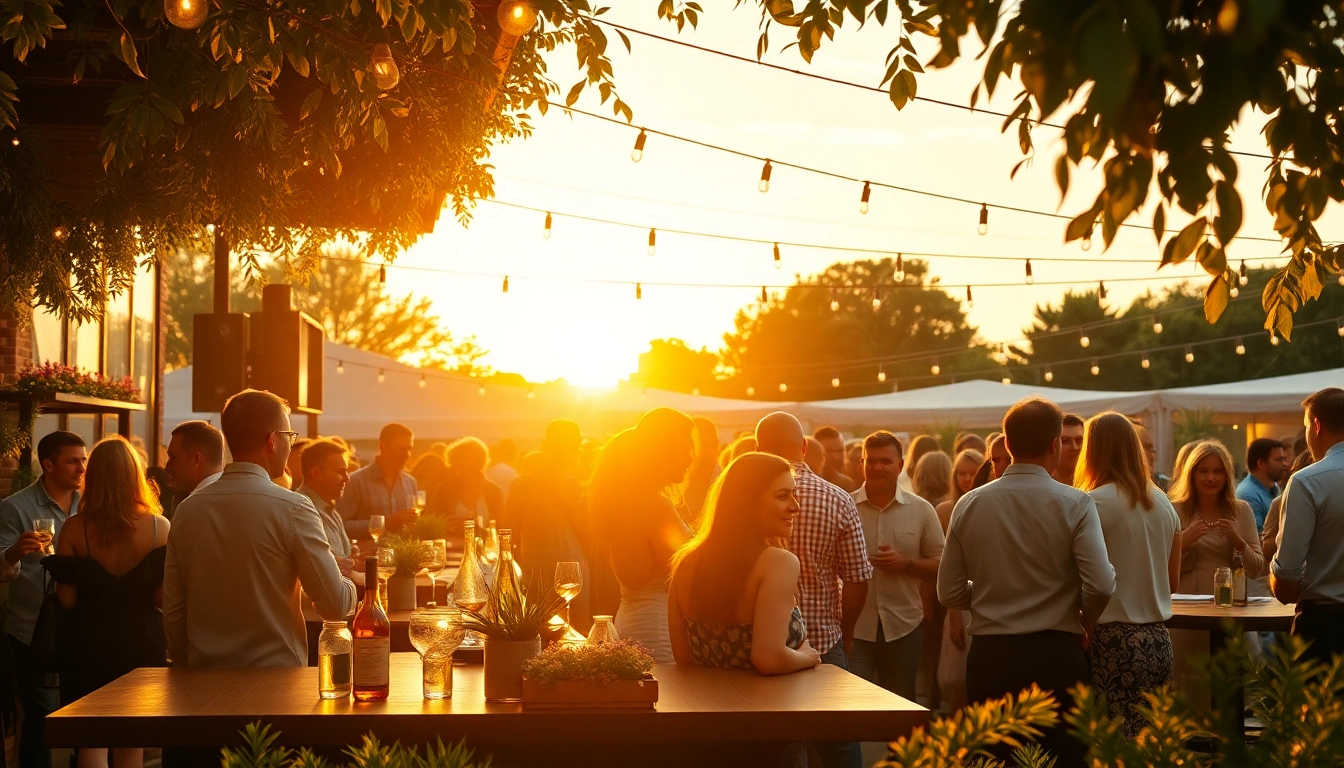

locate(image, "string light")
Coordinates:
1235 337 1246 355
336 360 344 374
479 385 486 396
859 182 871 214
418 374 427 388
1141 353 1151 369
877 368 887 382
977 204 989 236
895 253 905 281
379 265 386 284
1001 376 1011 385
1044 367 1054 382
1090 359 1100 376
1098 281 1107 302
543 212 552 239
1025 260 1033 284
872 287 882 310
830 287 840 312
1080 333 1091 348
631 129 647 162
647 228 656 256
497 0 539 35
773 243 781 269
1185 345 1195 363
370 44 400 90
931 359 941 376
1271 332 1281 346
1338 318 1344 336
746 386 756 397
1230 284 1240 298
761 286 769 303
52 227 66 241
165 0 208 29
502 276 509 293
831 376 840 388
966 285 973 307
1081 222 1094 252
636 283 643 300
378 369 386 383
1239 261 1249 286
1153 314 1163 334
9 138 18 147
779 382 788 393
758 160 772 193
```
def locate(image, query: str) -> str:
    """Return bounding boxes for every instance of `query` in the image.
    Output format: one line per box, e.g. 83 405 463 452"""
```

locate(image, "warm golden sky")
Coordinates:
386 3 1341 388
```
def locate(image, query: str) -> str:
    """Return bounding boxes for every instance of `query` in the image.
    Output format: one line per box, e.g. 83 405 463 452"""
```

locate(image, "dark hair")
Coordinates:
814 426 842 442
379 422 413 443
37 431 85 466
1289 450 1315 477
1304 388 1344 434
862 430 903 457
1246 437 1283 472
971 459 994 489
545 419 582 447
221 389 290 455
1003 397 1064 459
302 439 348 476
1062 413 1085 429
170 420 225 466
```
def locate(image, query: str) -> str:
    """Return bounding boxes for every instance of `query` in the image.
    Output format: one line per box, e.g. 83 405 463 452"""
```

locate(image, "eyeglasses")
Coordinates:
273 430 301 445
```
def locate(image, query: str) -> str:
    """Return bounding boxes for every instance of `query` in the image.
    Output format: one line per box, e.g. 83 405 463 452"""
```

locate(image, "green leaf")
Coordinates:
1162 218 1206 266
1065 203 1099 243
1204 275 1230 323
1197 241 1226 276
118 33 144 79
564 79 584 106
299 88 322 120
1152 205 1165 243
1213 180 1243 244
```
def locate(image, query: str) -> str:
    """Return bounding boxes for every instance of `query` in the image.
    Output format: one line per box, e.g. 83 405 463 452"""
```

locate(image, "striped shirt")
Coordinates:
336 458 417 541
788 462 873 651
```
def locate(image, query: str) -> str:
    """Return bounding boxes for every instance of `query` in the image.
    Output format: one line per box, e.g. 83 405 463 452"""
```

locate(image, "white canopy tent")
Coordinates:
1157 366 1344 421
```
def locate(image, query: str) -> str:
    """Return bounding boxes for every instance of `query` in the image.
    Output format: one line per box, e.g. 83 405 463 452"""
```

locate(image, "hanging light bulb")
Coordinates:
877 368 887 383
543 212 552 239
502 276 510 293
1001 376 1012 385
636 283 643 300
758 160 772 193
859 181 871 214
1270 332 1281 346
1338 318 1344 337
746 386 756 397
165 0 208 29
779 382 788 393
1098 281 1107 301
761 286 769 303
1080 333 1091 348
478 385 487 396
966 285 973 307
1239 260 1249 286
773 243 782 269
527 389 536 400
1044 367 1054 383
1235 337 1246 355
872 287 882 311
1153 314 1163 334
631 129 647 162
1185 345 1195 363
370 44 400 90
830 287 840 312
647 228 656 256
337 360 345 374
895 253 905 282
831 376 840 388
1081 222 1093 252
977 204 989 236
419 373 427 388
496 0 539 36
1230 284 1240 298
1141 353 1151 369
379 265 386 284
930 359 941 376
1338 273 1344 286
1025 260 1034 285
9 138 18 147
1090 359 1100 376
692 388 700 396
378 369 386 383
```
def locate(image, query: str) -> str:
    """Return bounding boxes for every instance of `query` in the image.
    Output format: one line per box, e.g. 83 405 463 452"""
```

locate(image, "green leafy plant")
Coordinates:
521 640 655 685
414 514 451 542
4 362 141 402
379 532 431 578
220 723 491 768
877 685 1058 768
460 574 565 642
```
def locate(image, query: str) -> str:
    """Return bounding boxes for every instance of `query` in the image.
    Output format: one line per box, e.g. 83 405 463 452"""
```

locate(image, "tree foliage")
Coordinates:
626 338 720 394
664 0 1344 340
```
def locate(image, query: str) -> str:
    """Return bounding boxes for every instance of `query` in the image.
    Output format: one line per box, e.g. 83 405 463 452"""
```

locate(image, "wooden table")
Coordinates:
46 654 928 766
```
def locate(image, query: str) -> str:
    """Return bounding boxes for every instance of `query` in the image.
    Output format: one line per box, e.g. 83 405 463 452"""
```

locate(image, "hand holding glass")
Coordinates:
415 490 428 513
409 607 465 699
33 519 55 555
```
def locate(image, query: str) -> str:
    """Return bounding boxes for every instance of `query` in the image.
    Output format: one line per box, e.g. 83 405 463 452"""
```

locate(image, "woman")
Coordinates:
432 437 504 527
43 436 169 768
909 449 952 707
1075 413 1181 737
935 449 985 531
911 451 953 506
588 408 696 662
925 448 982 712
900 435 941 493
410 452 448 501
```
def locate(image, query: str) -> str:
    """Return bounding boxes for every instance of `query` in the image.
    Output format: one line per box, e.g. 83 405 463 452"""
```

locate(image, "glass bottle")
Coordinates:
318 621 352 700
1232 552 1247 607
453 521 490 648
1214 566 1234 608
585 615 621 646
495 529 521 611
483 522 501 571
352 556 391 701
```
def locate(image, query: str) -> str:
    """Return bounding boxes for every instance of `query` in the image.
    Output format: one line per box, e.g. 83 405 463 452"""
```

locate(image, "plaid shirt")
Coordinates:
789 462 873 651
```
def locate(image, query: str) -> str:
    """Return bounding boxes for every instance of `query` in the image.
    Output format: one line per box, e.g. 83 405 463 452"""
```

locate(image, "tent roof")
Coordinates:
1157 366 1344 414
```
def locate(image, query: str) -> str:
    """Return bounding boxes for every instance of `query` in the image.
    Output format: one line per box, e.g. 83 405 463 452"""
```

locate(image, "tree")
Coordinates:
720 257 992 401
1 0 629 320
661 1 1344 340
626 339 720 394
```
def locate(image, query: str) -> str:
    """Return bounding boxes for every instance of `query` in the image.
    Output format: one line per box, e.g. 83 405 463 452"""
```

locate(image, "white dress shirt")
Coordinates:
1090 483 1179 624
164 462 357 668
1272 442 1344 602
938 464 1115 635
852 484 944 642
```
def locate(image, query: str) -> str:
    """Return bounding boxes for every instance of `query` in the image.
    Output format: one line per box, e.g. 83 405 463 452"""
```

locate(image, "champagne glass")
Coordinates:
33 519 55 556
421 539 448 606
368 515 386 544
375 547 396 611
553 561 584 647
409 606 464 699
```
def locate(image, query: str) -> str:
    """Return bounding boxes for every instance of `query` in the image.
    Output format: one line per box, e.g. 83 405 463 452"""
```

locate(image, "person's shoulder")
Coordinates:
756 545 800 577
1 479 39 511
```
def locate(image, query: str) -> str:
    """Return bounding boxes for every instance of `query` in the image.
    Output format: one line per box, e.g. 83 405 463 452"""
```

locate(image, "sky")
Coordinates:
383 2 1341 389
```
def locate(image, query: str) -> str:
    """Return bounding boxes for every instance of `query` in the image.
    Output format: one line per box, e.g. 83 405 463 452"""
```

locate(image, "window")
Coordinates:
106 289 132 378
131 265 157 442
69 319 101 373
31 306 63 365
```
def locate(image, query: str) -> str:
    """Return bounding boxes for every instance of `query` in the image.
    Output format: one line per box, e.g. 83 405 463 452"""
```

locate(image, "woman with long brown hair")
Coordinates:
1075 413 1181 737
43 436 169 768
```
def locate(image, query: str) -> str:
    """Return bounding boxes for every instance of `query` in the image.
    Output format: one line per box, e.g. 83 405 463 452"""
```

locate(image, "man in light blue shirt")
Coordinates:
1237 437 1289 530
1271 388 1344 668
0 431 86 768
337 422 418 542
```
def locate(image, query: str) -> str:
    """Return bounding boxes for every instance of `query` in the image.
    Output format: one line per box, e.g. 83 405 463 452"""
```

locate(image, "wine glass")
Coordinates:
421 539 448 606
409 606 465 699
415 490 428 513
553 561 584 647
368 515 386 544
375 547 396 611
33 519 55 556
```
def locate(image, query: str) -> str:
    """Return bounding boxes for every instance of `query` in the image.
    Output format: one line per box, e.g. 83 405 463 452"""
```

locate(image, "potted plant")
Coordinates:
461 577 565 702
521 640 658 710
380 533 430 611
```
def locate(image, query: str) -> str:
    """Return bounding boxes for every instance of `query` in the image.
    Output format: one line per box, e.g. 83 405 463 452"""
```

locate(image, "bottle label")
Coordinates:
353 637 390 686
1234 574 1247 602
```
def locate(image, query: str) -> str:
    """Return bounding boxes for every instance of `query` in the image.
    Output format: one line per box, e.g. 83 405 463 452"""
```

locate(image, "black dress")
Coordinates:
41 526 168 704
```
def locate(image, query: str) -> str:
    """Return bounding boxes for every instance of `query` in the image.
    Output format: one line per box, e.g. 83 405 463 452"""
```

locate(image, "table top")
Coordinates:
46 654 927 749
1166 598 1295 632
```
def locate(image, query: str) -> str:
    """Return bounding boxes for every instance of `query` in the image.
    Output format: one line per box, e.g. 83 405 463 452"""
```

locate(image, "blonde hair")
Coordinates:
950 449 985 504
912 451 953 503
80 436 162 548
1167 439 1237 520
1075 412 1154 511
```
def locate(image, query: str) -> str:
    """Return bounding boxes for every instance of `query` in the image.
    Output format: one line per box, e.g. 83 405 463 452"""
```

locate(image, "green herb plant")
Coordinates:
379 533 431 579
220 723 490 768
521 640 655 686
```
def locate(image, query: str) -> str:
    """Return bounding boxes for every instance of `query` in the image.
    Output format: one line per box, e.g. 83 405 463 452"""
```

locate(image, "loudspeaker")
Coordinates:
192 313 251 413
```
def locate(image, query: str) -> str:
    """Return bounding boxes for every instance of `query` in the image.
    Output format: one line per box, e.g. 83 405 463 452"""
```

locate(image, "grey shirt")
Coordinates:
336 458 417 540
164 462 356 668
939 463 1115 635
298 484 351 560
1271 442 1344 602
0 478 79 643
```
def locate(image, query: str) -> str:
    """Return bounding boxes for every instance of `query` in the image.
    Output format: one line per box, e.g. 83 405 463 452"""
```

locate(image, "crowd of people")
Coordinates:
1 384 1342 768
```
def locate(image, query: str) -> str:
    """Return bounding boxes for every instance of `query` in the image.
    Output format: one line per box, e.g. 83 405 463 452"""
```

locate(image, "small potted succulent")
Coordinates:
380 533 430 611
520 639 658 710
461 576 565 702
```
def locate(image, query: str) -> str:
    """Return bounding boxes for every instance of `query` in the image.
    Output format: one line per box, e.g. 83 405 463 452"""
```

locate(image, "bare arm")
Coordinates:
840 579 868 654
667 568 693 666
1168 530 1181 595
751 550 822 676
1232 501 1267 578
1261 497 1284 563
1074 499 1116 626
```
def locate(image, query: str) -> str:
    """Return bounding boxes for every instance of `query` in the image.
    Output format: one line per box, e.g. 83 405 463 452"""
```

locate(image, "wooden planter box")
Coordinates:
520 674 659 710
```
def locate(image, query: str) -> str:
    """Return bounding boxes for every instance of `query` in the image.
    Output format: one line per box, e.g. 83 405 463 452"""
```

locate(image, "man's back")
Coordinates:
164 463 356 668
789 463 872 652
939 464 1114 636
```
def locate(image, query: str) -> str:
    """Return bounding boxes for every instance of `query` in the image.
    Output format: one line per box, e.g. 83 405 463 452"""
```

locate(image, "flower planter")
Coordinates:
521 673 659 710
387 576 418 611
484 638 542 702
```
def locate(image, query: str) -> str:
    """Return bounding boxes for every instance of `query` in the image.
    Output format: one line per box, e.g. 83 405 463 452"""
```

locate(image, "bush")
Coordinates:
221 724 490 768
521 640 655 685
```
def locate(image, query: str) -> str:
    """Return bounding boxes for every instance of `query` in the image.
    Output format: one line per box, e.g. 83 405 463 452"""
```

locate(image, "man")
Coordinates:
338 422 419 541
507 420 588 624
1050 413 1085 485
849 431 943 700
164 420 226 500
1238 437 1290 530
939 397 1114 767
298 439 357 577
0 431 85 768
756 412 870 768
954 432 987 455
1134 424 1170 491
1270 388 1344 667
683 416 722 525
815 426 859 492
803 436 827 477
486 438 519 499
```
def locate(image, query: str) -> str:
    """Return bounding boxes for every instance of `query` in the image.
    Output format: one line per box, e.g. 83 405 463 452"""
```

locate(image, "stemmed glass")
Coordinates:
33 519 55 556
409 606 465 699
421 539 448 606
375 547 396 611
368 515 386 544
552 562 585 647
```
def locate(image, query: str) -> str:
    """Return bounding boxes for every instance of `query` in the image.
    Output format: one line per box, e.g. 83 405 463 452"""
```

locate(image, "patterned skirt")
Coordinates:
1089 622 1173 737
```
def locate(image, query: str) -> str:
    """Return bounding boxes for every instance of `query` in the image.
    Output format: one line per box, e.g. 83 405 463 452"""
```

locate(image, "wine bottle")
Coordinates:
352 556 391 701
496 529 522 610
1232 551 1247 607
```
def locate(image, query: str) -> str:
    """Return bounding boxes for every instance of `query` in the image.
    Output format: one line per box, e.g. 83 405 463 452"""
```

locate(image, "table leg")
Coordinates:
1208 626 1246 742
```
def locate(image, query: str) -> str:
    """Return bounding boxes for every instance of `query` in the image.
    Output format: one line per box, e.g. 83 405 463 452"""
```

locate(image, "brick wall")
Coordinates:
0 305 32 496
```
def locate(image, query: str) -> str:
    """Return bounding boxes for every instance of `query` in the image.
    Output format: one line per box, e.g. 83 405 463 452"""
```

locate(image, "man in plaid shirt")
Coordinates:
757 412 872 768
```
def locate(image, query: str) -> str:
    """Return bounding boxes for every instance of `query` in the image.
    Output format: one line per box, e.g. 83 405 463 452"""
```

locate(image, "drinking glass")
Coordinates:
409 607 465 699
553 562 585 647
1214 567 1233 608
421 539 448 606
585 615 620 646
368 515 386 544
376 547 396 611
33 519 55 555
415 490 428 513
